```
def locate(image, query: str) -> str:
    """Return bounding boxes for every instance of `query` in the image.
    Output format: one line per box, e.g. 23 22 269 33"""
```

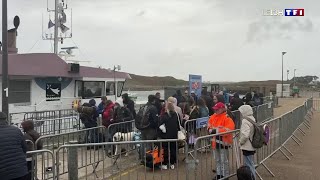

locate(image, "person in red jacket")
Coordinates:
207 102 235 180
102 100 114 155
102 100 114 128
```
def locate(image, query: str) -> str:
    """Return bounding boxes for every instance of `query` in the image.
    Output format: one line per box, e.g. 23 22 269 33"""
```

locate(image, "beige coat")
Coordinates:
239 105 256 151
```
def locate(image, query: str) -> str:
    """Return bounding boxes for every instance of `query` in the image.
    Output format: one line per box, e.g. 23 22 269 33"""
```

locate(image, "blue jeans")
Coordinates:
244 155 255 179
215 148 229 177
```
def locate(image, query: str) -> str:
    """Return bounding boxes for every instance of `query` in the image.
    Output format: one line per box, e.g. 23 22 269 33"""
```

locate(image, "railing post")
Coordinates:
68 141 78 180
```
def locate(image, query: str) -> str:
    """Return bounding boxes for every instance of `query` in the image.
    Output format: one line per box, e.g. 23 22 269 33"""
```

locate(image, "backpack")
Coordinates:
245 118 267 149
135 105 151 130
253 98 261 106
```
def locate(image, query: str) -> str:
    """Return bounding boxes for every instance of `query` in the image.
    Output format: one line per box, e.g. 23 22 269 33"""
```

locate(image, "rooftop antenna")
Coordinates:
43 0 72 54
59 46 91 63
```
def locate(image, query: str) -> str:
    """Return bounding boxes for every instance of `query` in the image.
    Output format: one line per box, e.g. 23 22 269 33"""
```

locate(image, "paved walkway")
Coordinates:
257 111 320 180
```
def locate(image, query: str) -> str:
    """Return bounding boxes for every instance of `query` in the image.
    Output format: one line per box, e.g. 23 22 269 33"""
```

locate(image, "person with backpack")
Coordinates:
79 100 99 145
136 95 159 162
238 105 257 179
113 98 133 133
208 102 235 180
122 93 136 119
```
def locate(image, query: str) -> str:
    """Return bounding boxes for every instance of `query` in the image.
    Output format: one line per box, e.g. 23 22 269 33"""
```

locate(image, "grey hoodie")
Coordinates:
239 105 256 152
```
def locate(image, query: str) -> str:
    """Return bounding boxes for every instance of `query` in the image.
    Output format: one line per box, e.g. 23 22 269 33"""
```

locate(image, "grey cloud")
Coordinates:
247 18 315 42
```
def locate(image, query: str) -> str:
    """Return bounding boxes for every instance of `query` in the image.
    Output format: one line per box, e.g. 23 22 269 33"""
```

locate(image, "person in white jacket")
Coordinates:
238 105 256 179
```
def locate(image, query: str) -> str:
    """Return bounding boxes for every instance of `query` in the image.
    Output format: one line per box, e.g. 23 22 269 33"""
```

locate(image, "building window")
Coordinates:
117 81 125 97
9 80 31 104
106 82 115 96
76 81 104 99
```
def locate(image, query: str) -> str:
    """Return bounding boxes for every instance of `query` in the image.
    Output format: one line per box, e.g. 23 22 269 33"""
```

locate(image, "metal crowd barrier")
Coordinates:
26 149 55 180
190 130 241 180
9 109 80 135
187 98 313 179
35 126 106 178
56 139 188 180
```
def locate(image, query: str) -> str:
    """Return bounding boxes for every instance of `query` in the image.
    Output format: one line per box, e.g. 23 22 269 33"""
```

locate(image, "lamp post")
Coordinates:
287 70 289 81
2 0 9 118
294 69 297 87
113 65 121 101
281 52 287 98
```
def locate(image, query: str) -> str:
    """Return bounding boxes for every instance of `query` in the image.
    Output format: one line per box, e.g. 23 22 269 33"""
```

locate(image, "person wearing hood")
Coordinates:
122 93 136 119
21 120 43 180
239 105 256 179
113 98 133 133
167 97 183 121
230 93 244 111
0 112 28 180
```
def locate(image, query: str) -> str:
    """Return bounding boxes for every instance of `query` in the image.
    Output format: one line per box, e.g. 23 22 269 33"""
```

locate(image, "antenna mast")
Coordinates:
43 0 72 54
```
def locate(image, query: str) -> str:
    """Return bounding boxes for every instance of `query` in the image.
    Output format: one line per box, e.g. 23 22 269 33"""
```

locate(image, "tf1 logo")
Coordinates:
263 9 304 16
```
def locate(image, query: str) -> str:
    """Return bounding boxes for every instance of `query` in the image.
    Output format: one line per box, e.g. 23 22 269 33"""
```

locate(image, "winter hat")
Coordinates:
89 99 96 106
115 98 124 107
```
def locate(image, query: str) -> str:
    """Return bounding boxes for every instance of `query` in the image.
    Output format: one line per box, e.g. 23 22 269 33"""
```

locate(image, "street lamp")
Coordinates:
294 69 297 87
281 52 287 98
113 65 121 101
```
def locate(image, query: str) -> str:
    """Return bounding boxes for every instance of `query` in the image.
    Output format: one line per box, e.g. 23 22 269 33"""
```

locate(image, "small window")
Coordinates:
106 82 115 96
76 81 104 99
117 81 125 97
9 80 31 104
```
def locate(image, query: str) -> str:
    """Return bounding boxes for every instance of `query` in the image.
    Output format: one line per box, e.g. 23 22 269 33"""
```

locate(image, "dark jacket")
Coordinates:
0 121 28 180
97 102 105 114
113 106 133 133
230 94 244 111
154 97 164 115
80 103 99 128
122 94 137 119
21 120 43 151
146 102 159 129
159 111 180 139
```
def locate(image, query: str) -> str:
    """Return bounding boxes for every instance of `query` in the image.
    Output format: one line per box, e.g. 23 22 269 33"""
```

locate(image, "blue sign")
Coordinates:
196 117 209 129
189 74 202 97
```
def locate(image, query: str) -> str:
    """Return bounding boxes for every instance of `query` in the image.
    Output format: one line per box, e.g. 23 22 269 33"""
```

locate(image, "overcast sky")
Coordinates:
1 0 319 82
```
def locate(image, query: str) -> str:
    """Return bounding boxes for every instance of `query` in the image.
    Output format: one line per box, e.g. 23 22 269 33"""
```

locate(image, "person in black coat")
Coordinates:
158 102 180 170
122 93 136 119
201 89 214 115
230 93 244 111
0 112 28 180
155 92 165 115
173 90 186 106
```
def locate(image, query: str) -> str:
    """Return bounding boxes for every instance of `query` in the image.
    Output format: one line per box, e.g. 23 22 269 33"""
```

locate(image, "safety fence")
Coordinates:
189 97 313 180
26 149 55 180
27 98 312 180
10 109 81 135
183 102 274 153
55 139 188 180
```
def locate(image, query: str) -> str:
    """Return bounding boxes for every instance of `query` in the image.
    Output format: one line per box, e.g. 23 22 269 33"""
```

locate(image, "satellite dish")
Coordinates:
14 16 20 29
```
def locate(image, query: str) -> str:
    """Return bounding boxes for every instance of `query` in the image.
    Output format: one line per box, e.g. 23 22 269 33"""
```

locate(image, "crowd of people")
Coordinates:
0 88 263 180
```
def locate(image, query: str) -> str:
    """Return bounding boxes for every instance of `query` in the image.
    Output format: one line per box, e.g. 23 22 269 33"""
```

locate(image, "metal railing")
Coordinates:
26 150 55 180
56 139 188 180
187 97 313 179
